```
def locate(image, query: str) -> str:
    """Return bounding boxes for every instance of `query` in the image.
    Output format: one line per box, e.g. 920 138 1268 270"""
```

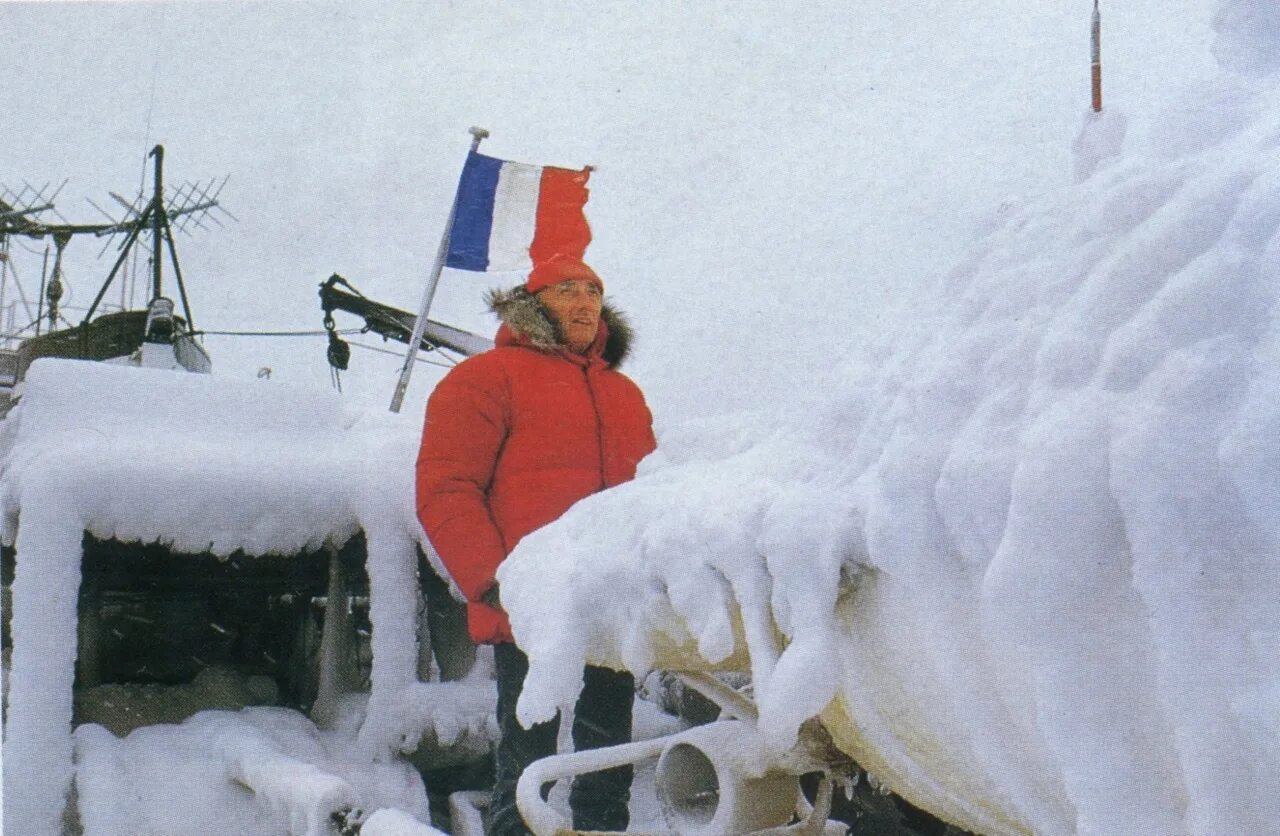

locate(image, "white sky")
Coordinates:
2 1 1216 418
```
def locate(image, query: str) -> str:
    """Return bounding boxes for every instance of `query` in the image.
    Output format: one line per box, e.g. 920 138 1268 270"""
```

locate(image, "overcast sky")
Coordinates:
2 1 1216 418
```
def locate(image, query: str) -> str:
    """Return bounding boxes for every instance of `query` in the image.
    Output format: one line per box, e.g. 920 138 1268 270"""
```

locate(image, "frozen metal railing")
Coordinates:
515 701 852 835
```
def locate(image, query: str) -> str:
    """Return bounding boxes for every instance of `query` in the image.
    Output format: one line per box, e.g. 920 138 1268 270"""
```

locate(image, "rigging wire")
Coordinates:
195 328 363 338
131 5 167 313
141 6 166 172
12 238 46 256
195 327 460 367
346 339 459 368
195 328 463 366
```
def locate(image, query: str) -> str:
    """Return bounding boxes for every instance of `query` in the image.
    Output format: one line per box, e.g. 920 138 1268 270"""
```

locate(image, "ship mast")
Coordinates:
152 144 165 301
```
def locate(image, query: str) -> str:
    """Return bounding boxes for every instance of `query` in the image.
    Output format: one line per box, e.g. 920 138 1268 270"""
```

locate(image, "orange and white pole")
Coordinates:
1091 0 1103 112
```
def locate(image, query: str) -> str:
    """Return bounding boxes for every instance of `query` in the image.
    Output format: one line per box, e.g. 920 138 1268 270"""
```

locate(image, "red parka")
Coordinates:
416 287 656 643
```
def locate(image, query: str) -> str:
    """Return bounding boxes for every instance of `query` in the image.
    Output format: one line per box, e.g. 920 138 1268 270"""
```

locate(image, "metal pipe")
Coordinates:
159 200 196 333
82 203 150 325
517 736 670 836
1091 0 1103 112
654 721 800 835
149 144 165 299
674 671 759 723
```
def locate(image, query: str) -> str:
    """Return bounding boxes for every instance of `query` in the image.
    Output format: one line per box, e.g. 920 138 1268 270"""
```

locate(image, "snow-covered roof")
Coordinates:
0 359 368 556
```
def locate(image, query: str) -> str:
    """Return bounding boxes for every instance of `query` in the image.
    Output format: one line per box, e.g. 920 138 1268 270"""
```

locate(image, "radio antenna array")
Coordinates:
1 146 234 335
0 180 69 237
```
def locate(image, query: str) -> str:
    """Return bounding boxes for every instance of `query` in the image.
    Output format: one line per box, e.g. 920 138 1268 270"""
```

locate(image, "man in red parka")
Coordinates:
416 254 656 835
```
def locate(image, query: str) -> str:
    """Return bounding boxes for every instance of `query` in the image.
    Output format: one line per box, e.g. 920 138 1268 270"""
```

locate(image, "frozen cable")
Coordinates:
346 339 458 368
194 328 363 338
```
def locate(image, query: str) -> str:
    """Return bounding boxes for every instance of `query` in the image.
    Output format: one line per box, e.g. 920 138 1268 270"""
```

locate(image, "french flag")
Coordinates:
445 150 592 272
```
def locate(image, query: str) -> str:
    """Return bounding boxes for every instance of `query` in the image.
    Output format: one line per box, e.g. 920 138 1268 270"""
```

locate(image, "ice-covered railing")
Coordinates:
501 47 1280 836
0 359 440 835
360 679 498 766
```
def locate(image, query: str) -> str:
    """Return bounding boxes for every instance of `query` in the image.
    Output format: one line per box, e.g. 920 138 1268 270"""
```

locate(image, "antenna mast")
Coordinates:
2 149 231 343
1091 0 1103 112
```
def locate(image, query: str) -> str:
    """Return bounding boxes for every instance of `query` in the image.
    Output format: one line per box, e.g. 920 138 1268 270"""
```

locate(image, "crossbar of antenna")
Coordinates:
190 180 218 207
203 177 235 224
109 191 143 216
15 180 69 224
85 197 119 225
168 181 198 211
169 178 221 208
173 201 219 233
170 199 217 218
160 177 228 234
0 203 54 222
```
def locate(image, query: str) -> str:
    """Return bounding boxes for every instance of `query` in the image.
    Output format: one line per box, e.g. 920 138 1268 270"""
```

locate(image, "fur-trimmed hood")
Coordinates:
485 285 634 368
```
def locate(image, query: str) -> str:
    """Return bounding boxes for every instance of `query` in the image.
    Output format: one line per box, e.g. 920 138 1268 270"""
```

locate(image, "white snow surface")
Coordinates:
74 706 431 836
361 808 448 836
500 10 1280 836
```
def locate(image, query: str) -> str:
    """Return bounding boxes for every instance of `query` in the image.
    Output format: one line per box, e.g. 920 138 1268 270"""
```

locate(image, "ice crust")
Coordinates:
500 29 1280 836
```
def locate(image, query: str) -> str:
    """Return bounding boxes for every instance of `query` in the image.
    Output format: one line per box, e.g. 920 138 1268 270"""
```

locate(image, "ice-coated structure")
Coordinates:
0 360 467 835
500 12 1280 835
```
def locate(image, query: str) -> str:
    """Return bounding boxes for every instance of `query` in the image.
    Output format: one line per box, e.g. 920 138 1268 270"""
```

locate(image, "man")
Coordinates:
416 254 656 835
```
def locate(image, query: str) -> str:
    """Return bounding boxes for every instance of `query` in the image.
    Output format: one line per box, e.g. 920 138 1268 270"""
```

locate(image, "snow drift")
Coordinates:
500 12 1280 835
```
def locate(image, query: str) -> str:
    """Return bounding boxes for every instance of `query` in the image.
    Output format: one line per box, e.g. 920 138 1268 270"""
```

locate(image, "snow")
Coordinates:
4 1 1279 834
73 706 430 836
361 808 448 836
498 10 1280 836
362 681 497 768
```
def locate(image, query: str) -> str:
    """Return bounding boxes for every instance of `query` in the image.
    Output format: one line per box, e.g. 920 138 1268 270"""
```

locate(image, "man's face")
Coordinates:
538 279 603 353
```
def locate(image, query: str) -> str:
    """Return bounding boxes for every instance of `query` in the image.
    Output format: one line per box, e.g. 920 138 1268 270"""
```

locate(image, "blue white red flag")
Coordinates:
445 150 592 272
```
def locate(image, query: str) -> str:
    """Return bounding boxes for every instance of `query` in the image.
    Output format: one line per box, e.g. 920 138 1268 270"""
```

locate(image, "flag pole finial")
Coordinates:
469 126 490 141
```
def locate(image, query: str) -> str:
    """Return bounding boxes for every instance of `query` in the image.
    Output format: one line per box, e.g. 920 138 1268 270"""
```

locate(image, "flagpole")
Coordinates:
389 126 489 414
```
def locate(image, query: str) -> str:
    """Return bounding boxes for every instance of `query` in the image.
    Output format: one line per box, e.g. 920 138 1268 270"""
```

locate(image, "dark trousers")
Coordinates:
418 552 477 681
489 643 634 835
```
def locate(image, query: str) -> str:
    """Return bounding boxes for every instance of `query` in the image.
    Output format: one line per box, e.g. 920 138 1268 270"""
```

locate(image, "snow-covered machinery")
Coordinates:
0 358 490 834
0 151 489 834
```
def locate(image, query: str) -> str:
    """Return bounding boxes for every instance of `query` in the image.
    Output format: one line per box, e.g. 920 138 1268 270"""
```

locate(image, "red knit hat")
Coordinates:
525 254 604 294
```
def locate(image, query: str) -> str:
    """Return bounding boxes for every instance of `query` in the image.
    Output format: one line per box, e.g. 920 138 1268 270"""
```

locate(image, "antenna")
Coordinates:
1091 0 1103 112
0 180 67 237
1 148 235 340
